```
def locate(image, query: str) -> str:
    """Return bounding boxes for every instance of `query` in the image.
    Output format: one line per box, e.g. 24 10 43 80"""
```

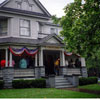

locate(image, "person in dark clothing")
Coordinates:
75 59 81 68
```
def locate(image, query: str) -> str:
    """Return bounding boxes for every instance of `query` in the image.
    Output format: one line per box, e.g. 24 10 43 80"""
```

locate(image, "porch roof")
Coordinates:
0 34 65 47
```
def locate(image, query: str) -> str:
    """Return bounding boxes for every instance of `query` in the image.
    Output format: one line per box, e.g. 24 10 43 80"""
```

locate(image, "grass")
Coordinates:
78 84 100 91
0 88 100 98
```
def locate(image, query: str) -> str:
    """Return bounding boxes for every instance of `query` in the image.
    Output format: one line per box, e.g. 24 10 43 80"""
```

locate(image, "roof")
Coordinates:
0 7 50 19
0 0 51 19
38 21 60 27
40 33 64 44
0 34 65 47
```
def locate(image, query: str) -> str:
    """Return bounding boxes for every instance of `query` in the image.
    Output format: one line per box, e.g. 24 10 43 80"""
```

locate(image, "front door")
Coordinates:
43 50 60 76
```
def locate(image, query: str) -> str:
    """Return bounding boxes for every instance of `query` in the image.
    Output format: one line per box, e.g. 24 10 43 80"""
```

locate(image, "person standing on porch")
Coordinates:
19 57 27 69
54 58 60 76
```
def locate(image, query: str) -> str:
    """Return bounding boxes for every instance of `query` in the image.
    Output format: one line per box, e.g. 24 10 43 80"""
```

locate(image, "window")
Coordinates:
50 28 58 34
20 19 30 36
39 23 42 33
0 19 7 36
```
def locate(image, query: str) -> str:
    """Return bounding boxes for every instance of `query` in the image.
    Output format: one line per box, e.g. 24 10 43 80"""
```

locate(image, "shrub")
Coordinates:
79 77 98 86
0 80 4 89
12 78 46 89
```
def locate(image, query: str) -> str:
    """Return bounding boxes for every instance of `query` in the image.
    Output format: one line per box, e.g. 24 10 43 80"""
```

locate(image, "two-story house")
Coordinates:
0 0 87 88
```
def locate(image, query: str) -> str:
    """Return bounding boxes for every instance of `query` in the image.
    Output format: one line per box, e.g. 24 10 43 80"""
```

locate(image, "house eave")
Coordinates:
0 8 51 20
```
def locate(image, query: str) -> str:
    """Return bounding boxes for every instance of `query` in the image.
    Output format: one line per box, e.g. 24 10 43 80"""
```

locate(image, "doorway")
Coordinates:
43 50 60 76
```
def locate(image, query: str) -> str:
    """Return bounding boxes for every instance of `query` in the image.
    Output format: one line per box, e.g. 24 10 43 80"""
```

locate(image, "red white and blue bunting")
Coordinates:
9 47 38 56
64 52 80 57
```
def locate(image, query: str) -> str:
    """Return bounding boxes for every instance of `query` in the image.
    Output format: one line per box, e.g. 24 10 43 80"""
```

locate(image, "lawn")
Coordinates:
78 84 100 91
0 88 100 98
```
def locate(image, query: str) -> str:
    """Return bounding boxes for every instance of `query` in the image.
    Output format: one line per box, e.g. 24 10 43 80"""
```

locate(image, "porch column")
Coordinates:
80 57 88 77
60 50 65 66
60 50 66 75
5 48 8 67
80 57 86 67
9 51 12 67
39 48 43 66
35 53 38 66
3 50 14 88
39 48 45 77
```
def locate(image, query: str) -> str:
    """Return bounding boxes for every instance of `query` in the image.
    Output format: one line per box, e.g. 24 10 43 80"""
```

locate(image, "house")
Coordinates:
0 0 87 88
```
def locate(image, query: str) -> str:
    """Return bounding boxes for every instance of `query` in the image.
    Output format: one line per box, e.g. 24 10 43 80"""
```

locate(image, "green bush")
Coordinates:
12 78 46 89
79 77 98 86
0 80 4 89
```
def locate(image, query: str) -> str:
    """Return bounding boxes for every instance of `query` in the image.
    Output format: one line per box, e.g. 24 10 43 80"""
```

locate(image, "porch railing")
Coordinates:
0 68 35 80
14 68 35 79
60 67 81 76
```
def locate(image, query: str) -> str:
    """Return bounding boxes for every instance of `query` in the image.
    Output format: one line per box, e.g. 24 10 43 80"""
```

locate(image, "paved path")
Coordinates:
61 88 100 95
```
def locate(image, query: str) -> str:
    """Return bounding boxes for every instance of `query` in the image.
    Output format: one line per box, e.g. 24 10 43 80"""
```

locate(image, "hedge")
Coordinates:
0 80 4 89
12 78 46 89
79 77 98 86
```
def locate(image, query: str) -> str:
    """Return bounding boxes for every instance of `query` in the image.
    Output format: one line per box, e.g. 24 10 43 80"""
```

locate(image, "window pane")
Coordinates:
20 20 29 27
0 20 7 34
20 19 30 36
20 28 29 36
51 28 55 34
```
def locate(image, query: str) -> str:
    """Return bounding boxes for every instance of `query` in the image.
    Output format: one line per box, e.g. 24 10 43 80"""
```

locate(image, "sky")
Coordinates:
0 0 74 17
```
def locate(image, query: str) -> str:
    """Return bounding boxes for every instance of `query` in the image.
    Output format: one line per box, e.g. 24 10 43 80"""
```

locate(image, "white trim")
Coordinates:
35 53 38 66
0 10 50 20
5 48 8 67
39 47 43 66
0 0 10 8
9 51 12 67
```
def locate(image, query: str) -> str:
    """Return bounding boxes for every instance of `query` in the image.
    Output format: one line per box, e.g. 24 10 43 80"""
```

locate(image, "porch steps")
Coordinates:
55 76 73 88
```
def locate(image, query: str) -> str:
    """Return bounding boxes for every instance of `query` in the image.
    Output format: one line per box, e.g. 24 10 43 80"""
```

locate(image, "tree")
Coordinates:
51 15 61 24
60 0 100 57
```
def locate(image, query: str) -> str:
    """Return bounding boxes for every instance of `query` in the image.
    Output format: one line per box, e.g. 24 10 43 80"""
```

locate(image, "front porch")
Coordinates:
0 34 87 88
0 46 86 79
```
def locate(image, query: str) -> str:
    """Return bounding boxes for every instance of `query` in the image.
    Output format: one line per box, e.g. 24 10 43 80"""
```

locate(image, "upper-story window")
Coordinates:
20 19 30 36
0 19 7 36
50 28 58 34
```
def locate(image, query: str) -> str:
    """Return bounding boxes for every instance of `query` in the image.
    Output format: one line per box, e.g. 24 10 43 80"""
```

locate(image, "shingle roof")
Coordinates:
0 34 65 47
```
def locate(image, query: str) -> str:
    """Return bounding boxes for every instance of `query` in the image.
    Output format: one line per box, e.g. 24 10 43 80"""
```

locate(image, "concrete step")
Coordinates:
55 80 69 83
55 85 74 89
55 76 73 88
55 82 71 86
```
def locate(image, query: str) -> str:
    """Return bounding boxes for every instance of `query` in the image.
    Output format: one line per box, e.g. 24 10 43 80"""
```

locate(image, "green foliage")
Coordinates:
12 78 46 89
79 77 98 86
60 0 100 57
0 80 4 89
52 15 61 24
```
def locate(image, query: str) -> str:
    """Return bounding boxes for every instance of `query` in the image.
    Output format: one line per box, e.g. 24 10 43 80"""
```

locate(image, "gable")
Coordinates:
0 0 51 17
46 37 61 44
